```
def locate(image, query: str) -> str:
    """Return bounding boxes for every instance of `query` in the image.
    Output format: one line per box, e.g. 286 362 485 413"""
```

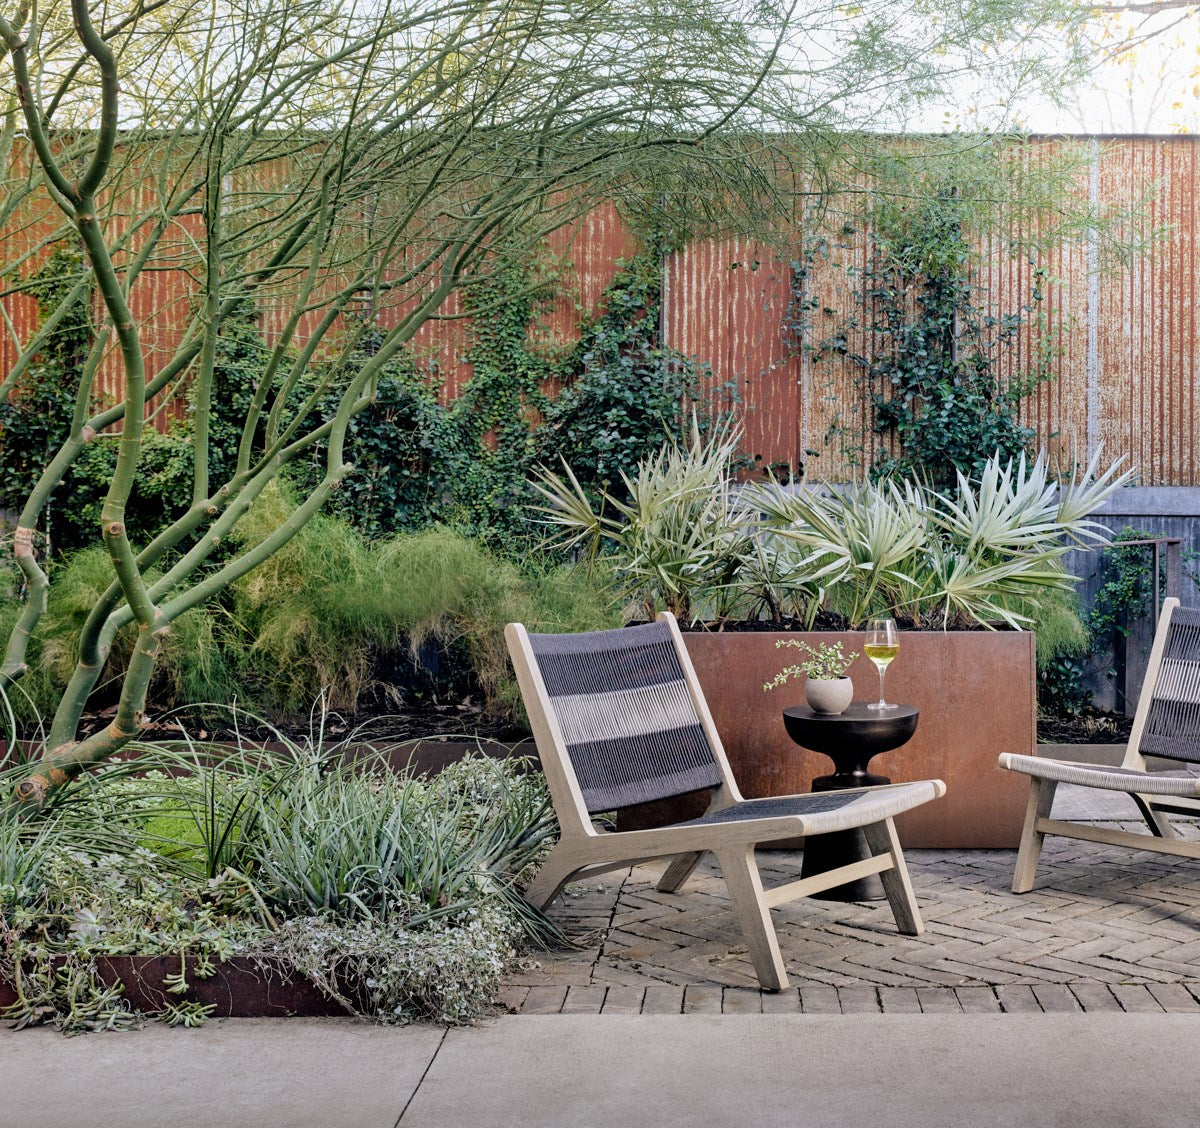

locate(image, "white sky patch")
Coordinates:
912 8 1200 134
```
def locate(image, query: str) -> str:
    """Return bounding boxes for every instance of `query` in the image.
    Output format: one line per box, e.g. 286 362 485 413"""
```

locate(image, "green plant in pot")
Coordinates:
763 639 859 715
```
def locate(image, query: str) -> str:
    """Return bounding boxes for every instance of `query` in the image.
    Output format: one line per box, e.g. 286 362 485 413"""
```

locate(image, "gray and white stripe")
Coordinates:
552 680 702 747
528 621 723 812
1141 608 1200 763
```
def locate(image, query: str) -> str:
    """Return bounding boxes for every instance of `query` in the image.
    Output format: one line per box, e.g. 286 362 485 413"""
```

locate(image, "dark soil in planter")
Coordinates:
1037 710 1132 746
44 634 528 749
72 701 1123 754
676 613 999 633
70 695 531 748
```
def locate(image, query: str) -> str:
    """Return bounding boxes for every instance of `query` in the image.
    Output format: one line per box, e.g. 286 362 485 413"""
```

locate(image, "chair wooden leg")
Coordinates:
1011 778 1057 894
862 817 923 936
523 844 583 911
714 845 788 992
657 850 706 893
1132 794 1177 839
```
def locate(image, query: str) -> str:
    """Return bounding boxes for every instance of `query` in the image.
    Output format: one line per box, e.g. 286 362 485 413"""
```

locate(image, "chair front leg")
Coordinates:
657 850 706 893
1011 777 1057 894
862 817 923 935
714 844 788 992
523 842 585 911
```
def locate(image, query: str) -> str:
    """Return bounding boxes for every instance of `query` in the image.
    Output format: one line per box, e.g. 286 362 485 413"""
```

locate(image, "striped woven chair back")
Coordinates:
1139 605 1200 763
526 620 723 813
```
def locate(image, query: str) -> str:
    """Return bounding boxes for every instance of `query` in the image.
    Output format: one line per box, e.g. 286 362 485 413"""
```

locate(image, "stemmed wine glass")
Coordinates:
864 618 899 711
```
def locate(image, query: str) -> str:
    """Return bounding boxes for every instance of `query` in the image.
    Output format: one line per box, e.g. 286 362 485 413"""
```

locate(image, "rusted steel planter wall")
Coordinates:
678 630 1035 849
0 956 352 1017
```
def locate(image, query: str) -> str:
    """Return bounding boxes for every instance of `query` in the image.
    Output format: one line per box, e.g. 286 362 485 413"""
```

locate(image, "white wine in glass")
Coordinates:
864 618 899 711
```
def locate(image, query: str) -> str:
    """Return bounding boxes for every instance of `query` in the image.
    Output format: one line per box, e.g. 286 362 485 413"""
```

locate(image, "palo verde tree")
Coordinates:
0 0 1094 807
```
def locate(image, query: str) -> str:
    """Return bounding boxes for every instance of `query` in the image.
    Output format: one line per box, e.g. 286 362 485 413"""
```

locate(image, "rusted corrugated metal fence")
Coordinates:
660 137 1200 485
3 136 1197 485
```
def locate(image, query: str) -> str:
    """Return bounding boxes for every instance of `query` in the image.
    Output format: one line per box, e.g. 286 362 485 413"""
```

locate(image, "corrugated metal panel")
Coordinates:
796 195 880 481
0 188 64 403
406 202 636 404
663 235 800 475
988 139 1092 471
1097 137 1199 486
4 139 1199 485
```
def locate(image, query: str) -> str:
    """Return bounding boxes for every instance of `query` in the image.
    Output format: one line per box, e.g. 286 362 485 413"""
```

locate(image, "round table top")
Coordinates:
781 703 919 756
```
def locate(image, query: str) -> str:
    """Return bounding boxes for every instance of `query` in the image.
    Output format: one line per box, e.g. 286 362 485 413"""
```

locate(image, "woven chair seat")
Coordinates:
677 783 944 835
999 754 1200 798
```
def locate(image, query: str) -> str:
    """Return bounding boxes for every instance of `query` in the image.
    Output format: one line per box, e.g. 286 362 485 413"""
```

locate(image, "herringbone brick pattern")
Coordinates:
501 818 1200 1015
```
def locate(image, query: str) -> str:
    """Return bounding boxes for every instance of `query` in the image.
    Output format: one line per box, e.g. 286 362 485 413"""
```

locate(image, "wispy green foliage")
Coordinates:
0 549 238 721
229 485 618 715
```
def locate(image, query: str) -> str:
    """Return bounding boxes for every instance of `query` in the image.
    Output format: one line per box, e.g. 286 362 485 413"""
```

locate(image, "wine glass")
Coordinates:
864 618 899 711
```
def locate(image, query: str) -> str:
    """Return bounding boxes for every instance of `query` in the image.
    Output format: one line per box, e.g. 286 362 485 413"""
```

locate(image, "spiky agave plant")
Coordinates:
755 449 1132 628
531 419 752 622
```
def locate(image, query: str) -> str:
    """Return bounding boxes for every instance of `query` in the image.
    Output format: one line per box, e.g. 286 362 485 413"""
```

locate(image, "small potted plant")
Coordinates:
763 639 858 714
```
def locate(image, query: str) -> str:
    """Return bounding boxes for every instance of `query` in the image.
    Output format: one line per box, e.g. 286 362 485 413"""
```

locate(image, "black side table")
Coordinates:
782 703 920 901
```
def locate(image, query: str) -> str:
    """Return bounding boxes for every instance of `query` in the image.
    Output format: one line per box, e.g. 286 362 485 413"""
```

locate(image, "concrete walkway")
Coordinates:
4 785 1200 1127
2 1013 1198 1127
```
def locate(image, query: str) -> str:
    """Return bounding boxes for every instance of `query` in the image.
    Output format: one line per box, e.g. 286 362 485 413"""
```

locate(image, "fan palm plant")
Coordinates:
531 421 752 623
747 477 930 625
538 425 1133 630
753 449 1132 628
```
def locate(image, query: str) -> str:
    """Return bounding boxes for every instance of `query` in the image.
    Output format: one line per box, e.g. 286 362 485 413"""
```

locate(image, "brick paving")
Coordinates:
500 795 1200 1016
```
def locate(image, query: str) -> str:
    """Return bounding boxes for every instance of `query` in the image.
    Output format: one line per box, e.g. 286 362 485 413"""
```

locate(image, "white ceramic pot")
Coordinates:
804 677 854 715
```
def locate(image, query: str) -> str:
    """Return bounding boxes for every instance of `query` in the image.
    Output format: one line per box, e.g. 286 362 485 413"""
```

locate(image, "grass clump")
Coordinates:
229 483 618 717
1 548 240 724
1 482 619 727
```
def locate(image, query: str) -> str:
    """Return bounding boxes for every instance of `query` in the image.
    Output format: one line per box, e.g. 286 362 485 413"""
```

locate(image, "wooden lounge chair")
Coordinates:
505 612 946 991
1000 597 1200 893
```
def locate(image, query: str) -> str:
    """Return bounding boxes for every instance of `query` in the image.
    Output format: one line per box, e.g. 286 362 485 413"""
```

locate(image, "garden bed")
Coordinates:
0 956 351 1019
0 751 553 1031
1036 711 1132 746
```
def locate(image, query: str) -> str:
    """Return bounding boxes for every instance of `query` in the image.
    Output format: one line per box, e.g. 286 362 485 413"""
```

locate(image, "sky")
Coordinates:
935 8 1200 135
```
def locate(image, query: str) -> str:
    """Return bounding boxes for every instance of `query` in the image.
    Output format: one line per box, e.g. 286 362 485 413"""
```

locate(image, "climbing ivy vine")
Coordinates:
6 230 726 558
292 230 721 550
537 231 715 496
794 189 1055 486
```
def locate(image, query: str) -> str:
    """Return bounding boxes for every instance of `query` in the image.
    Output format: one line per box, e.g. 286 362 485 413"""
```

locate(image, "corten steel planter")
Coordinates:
619 629 1035 849
0 956 355 1017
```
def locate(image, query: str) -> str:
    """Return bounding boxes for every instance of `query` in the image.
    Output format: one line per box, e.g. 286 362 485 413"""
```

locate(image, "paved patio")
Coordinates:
501 785 1200 1015
6 1012 1200 1127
